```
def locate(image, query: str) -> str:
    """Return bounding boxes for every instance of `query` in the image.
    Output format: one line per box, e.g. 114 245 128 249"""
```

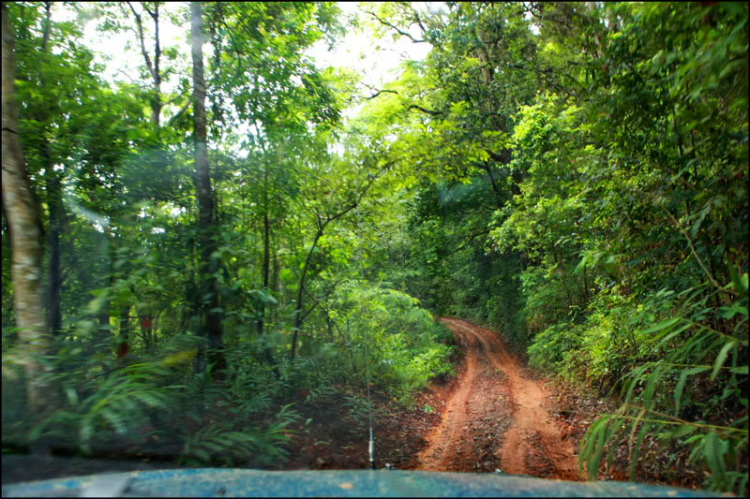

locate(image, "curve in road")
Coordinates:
416 318 581 480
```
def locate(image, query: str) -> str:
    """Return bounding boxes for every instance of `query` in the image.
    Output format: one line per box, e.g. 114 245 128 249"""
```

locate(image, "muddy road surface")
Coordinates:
415 318 581 480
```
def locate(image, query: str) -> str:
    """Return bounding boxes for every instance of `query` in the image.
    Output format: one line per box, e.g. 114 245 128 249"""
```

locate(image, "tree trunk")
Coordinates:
481 163 503 210
127 1 162 132
263 216 270 287
37 3 64 336
98 228 113 329
2 3 57 453
272 237 281 325
139 314 153 350
581 264 590 304
120 304 130 340
258 164 270 336
259 184 277 370
272 244 280 295
44 145 63 336
191 1 224 370
291 227 324 361
259 205 280 371
149 3 162 130
551 244 573 311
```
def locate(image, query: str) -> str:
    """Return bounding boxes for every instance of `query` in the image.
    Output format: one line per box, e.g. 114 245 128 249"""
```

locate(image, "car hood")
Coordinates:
1 468 717 497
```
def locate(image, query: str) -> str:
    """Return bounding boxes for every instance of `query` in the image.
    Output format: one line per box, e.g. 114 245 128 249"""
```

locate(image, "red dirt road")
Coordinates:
416 318 581 480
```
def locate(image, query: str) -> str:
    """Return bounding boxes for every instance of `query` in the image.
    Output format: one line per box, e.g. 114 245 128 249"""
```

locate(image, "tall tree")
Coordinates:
37 2 64 336
290 158 390 361
191 1 223 369
125 1 164 131
1 2 56 453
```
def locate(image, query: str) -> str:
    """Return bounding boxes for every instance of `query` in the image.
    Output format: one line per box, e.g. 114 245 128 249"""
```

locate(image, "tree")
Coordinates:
1 2 56 453
191 1 223 370
33 2 65 337
290 159 390 361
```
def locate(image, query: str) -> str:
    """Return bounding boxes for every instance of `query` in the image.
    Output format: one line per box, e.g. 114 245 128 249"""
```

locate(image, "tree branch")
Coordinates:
151 3 160 86
323 160 394 227
411 10 428 38
291 160 396 360
299 301 319 324
408 104 442 116
363 85 440 116
142 3 155 18
662 207 736 296
445 230 492 257
486 148 511 164
221 18 248 74
369 12 427 43
302 284 348 340
367 89 399 100
167 98 191 127
125 2 156 82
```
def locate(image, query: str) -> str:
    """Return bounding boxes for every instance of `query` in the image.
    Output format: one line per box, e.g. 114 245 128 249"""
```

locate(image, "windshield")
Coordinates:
2 2 747 497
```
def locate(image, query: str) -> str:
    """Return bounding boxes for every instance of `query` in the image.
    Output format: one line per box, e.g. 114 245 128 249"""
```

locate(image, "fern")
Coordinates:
180 404 299 467
30 361 178 453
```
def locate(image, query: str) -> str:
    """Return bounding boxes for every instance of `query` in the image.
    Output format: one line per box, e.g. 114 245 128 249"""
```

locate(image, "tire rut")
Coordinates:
415 318 581 480
416 321 478 470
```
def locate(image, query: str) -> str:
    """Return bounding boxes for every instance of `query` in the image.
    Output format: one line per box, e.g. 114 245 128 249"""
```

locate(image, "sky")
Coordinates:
44 2 442 230
307 2 433 91
55 2 436 121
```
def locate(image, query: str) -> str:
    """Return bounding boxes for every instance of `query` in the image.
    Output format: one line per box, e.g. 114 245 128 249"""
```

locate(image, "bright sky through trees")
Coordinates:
50 2 435 161
56 2 434 118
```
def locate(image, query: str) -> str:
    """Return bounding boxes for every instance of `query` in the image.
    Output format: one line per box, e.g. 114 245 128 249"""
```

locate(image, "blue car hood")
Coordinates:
1 468 716 497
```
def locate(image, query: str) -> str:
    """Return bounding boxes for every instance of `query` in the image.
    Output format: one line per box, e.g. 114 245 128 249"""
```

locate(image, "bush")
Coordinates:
325 281 455 404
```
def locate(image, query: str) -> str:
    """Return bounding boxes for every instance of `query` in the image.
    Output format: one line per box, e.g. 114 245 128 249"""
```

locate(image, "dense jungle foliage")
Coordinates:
1 1 747 495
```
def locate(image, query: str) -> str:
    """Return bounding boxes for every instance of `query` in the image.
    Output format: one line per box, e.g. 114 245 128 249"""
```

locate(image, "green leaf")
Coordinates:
582 416 608 479
624 364 650 402
668 424 698 439
704 431 725 477
727 265 747 294
642 317 681 335
675 366 710 415
101 409 127 435
718 307 738 319
711 341 736 381
573 254 587 275
65 387 79 407
591 423 607 479
644 365 661 407
133 391 167 409
630 421 651 481
628 407 646 459
29 420 50 443
80 416 94 446
691 203 711 238
655 323 692 348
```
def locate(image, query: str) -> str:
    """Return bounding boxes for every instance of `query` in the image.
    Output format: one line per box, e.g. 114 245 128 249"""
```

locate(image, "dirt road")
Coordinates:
416 318 581 480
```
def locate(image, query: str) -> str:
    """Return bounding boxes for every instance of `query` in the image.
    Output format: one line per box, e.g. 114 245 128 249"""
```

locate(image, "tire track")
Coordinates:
416 322 478 470
416 318 581 480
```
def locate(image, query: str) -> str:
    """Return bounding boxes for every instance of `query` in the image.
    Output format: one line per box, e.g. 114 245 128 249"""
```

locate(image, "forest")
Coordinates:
1 1 747 496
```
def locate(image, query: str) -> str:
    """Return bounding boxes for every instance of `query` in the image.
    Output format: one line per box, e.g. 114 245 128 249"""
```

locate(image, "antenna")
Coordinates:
365 327 375 470
355 177 376 470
